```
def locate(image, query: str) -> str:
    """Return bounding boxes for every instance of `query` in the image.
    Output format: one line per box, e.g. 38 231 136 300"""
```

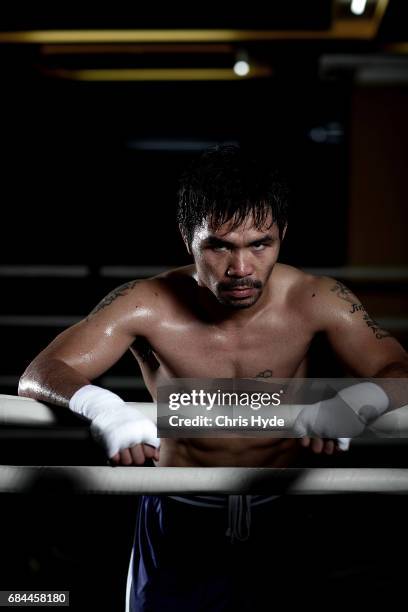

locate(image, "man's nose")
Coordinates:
226 251 254 277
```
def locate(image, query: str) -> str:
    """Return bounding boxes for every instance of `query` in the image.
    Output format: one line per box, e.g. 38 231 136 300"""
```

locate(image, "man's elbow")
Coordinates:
18 378 32 398
18 355 55 399
374 355 408 378
18 362 40 399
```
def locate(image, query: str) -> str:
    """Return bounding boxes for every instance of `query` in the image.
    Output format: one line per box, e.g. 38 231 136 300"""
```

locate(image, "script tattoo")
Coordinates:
87 280 139 319
362 313 392 340
330 281 391 340
350 303 365 314
255 370 273 378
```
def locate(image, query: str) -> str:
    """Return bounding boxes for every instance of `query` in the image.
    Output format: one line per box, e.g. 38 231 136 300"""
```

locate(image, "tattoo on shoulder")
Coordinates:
330 281 356 305
330 281 392 340
255 369 273 378
87 280 139 319
331 282 367 315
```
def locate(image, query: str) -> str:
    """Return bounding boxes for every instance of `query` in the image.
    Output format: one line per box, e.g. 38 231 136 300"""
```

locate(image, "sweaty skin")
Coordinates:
19 217 408 466
131 262 312 467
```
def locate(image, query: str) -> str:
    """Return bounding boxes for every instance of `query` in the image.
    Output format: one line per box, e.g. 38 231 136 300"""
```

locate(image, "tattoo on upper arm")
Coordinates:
349 303 365 314
330 281 392 340
361 313 392 340
87 281 139 320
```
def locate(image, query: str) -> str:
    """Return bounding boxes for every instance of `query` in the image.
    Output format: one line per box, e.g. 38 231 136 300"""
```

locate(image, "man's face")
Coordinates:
189 213 285 309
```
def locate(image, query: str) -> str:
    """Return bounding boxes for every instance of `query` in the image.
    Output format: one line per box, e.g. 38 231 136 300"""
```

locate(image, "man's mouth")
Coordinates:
222 287 257 298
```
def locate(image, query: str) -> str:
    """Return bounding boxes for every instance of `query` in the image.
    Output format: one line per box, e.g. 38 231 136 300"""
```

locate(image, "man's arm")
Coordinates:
18 280 160 465
312 277 408 382
295 276 408 451
19 280 154 404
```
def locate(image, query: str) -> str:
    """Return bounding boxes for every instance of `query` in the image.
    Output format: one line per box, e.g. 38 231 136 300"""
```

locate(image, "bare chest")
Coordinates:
135 315 313 384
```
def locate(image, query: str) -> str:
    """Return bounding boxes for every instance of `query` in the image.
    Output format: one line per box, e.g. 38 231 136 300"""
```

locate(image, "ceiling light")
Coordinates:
350 0 368 16
233 60 250 76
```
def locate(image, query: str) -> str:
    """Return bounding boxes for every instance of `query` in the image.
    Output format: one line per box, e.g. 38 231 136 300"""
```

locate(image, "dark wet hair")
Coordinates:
177 144 289 248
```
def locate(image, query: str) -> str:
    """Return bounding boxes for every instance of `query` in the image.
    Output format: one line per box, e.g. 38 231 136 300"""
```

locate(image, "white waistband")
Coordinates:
168 494 280 542
168 494 280 508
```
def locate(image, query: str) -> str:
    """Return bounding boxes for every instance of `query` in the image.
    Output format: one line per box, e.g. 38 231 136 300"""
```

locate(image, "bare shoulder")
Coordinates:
278 266 354 326
305 275 360 310
294 273 366 332
275 263 317 300
86 266 195 323
87 278 160 318
153 263 196 284
150 264 197 303
282 268 354 303
295 274 407 375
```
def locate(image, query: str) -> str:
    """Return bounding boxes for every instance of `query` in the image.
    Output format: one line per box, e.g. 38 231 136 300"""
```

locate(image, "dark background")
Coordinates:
1 1 407 400
0 1 408 610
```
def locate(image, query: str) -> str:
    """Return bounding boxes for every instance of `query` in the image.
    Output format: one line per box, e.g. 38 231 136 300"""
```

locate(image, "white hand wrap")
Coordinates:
336 438 351 451
293 382 389 441
69 385 160 458
368 404 408 436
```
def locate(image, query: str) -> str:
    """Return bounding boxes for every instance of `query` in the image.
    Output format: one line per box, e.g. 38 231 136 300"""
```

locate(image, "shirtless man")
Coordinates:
18 144 408 610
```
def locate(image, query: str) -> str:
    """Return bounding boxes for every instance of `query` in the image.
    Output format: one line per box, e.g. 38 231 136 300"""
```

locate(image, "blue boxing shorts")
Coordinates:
125 494 315 612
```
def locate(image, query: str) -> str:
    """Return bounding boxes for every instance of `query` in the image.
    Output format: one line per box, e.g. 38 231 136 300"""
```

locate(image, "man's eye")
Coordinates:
212 246 229 252
252 244 266 251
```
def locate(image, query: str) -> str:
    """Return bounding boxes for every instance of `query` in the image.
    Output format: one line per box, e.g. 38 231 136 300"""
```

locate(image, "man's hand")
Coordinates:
300 437 349 454
111 444 160 466
293 382 389 439
69 385 160 465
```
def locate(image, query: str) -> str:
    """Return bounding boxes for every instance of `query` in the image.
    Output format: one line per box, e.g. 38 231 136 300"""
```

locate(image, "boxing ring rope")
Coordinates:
2 394 408 432
1 465 408 495
1 395 408 495
0 395 156 426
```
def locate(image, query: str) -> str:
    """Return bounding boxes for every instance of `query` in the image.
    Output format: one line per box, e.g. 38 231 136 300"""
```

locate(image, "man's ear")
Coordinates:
282 224 288 241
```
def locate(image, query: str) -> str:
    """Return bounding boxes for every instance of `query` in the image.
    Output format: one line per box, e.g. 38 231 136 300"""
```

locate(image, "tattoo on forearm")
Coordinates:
255 369 273 378
331 281 392 340
87 280 139 319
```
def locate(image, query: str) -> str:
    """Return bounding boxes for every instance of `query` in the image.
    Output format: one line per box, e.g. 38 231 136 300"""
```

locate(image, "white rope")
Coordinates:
0 466 408 495
0 395 157 425
2 394 408 434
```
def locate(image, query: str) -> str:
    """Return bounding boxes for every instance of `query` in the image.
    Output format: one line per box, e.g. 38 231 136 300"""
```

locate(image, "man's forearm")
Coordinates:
375 357 408 378
19 362 160 463
18 358 91 408
373 357 408 411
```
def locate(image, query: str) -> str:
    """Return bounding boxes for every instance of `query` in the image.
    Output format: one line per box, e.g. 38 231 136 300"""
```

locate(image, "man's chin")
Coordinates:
217 295 259 309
